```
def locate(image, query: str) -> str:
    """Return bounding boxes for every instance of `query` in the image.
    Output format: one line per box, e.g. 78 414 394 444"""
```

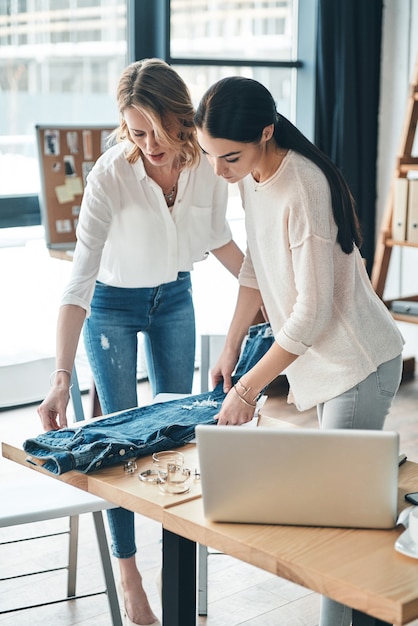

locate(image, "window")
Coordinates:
169 0 298 117
0 0 316 227
170 1 295 62
167 0 316 135
0 0 127 224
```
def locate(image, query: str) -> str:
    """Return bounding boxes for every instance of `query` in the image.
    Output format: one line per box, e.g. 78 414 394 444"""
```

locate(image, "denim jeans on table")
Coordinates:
317 353 403 626
24 322 274 474
24 322 274 557
84 272 196 414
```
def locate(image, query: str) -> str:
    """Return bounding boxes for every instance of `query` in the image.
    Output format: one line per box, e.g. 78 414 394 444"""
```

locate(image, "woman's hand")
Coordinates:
215 385 256 425
211 344 241 393
37 305 86 431
37 386 70 431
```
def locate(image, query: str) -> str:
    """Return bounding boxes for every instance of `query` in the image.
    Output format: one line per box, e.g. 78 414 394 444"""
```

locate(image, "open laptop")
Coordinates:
195 425 400 529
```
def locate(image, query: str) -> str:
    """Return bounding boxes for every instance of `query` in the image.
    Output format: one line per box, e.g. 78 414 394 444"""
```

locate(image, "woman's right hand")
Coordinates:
38 305 86 431
37 386 70 431
211 345 240 394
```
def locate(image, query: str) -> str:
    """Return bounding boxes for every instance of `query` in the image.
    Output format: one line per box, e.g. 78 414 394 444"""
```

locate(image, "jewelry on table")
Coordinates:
138 468 163 483
152 450 184 466
124 460 137 474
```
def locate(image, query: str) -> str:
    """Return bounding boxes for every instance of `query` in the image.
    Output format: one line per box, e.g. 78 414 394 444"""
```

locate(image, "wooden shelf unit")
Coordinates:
371 54 418 325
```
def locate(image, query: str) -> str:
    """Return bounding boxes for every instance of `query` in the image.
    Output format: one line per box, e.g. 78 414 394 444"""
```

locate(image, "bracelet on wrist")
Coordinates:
233 384 257 408
235 379 252 397
49 368 73 389
236 379 260 404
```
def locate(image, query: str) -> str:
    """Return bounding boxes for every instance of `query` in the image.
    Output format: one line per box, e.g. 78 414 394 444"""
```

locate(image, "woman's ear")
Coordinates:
262 124 274 142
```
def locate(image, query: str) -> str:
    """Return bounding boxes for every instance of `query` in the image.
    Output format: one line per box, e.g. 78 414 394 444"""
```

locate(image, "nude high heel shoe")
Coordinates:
123 613 161 626
118 583 161 626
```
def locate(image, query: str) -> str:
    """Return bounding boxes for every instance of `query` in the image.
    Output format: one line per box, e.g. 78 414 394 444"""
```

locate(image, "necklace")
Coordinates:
143 159 180 206
163 185 176 204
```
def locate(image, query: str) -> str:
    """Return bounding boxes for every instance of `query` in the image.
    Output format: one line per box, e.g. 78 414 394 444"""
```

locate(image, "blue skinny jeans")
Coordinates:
84 272 195 559
83 272 196 413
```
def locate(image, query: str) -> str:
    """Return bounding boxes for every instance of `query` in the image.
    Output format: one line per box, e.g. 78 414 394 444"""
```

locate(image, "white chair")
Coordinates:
0 368 122 624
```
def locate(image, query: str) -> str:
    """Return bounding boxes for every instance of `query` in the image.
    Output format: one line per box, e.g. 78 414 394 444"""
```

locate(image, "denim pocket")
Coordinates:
376 355 402 397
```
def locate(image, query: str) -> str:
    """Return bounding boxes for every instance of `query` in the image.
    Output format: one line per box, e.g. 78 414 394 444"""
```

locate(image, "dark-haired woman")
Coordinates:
37 60 244 626
195 76 404 626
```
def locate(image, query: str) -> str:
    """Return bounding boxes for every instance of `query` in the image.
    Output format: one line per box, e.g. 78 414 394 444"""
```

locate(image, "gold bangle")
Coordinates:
236 379 259 404
233 384 257 408
236 379 252 397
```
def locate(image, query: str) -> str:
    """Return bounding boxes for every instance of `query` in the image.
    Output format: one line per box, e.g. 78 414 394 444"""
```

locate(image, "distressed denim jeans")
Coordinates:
84 272 196 413
24 322 274 558
24 322 274 474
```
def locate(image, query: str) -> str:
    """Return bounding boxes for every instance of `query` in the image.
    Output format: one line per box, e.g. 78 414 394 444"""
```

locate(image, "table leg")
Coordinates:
162 529 196 626
352 609 391 625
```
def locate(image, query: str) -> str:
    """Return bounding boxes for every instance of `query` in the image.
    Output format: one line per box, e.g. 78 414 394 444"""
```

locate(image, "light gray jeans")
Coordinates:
317 353 403 626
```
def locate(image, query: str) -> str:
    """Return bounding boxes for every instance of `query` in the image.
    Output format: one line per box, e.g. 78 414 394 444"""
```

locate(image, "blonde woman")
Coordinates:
38 59 243 626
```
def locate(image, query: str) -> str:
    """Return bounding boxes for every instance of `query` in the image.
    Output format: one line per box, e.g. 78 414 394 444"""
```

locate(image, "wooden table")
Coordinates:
3 440 418 626
163 461 418 626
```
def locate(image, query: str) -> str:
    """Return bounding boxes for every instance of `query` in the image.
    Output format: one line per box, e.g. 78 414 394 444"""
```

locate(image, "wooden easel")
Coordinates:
371 55 418 309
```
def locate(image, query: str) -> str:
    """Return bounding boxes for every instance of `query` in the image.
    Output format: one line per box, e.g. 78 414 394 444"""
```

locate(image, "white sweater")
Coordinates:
61 141 232 316
238 150 404 411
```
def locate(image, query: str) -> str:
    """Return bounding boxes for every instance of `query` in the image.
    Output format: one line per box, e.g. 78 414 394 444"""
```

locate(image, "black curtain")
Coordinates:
314 0 383 271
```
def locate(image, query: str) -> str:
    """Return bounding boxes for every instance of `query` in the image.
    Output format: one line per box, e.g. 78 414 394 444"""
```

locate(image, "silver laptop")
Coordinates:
195 425 400 529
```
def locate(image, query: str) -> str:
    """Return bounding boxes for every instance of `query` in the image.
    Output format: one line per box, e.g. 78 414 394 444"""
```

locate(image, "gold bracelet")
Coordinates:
233 384 257 408
236 379 252 397
236 379 260 404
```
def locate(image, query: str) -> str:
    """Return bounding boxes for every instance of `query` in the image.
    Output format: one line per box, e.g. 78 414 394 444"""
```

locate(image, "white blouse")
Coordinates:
61 141 232 316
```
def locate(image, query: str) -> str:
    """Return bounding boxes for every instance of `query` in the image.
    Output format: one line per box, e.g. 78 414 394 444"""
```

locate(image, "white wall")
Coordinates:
377 0 418 359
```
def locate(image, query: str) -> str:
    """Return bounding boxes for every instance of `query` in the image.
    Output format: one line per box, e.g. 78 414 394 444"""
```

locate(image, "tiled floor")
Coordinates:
0 373 417 625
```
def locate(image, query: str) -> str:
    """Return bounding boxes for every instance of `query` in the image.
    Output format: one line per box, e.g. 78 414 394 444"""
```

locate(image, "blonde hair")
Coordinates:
110 58 200 168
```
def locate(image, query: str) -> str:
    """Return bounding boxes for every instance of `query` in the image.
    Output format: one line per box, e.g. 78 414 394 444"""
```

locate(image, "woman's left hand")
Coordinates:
215 386 256 425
